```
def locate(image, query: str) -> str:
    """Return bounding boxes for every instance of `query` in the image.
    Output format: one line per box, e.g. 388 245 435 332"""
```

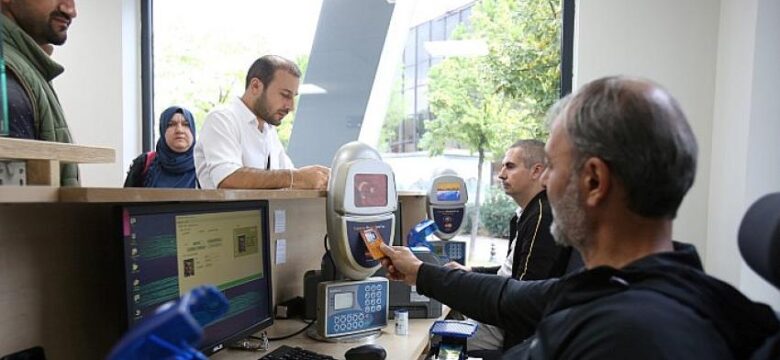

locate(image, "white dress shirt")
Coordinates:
194 97 294 189
496 207 524 277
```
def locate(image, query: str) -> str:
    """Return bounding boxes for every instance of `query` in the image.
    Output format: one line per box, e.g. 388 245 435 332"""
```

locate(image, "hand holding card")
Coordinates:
360 227 386 260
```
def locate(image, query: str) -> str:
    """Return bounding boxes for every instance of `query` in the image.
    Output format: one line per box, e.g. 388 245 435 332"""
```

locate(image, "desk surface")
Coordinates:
0 187 426 204
212 313 445 360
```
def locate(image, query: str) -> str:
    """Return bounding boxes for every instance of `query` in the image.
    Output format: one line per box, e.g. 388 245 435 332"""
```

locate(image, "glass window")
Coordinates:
152 0 322 142
416 22 430 64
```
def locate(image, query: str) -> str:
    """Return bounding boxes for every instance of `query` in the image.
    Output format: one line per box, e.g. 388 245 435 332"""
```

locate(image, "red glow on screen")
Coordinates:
354 174 388 207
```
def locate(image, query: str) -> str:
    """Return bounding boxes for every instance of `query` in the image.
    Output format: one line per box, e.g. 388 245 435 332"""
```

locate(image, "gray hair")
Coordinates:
558 76 698 219
245 55 302 89
510 139 546 169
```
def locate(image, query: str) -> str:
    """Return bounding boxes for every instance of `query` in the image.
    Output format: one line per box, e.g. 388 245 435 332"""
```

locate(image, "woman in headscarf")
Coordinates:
124 106 198 188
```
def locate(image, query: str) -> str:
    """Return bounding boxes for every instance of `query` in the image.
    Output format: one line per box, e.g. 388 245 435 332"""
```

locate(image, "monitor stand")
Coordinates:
305 326 381 343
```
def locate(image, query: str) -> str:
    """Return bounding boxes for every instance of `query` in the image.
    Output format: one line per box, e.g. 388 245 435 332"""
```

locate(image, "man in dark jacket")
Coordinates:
447 139 573 351
380 76 779 359
2 0 79 186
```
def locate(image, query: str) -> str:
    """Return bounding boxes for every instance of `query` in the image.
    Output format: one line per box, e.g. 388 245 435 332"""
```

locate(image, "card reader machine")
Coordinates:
316 278 389 338
312 141 397 339
427 172 468 265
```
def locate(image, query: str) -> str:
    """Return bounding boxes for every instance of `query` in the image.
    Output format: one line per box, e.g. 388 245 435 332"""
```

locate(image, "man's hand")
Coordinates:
443 262 471 272
379 243 423 286
292 165 330 190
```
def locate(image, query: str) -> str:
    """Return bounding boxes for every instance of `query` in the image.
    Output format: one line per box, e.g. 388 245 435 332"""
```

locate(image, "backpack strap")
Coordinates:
142 151 157 176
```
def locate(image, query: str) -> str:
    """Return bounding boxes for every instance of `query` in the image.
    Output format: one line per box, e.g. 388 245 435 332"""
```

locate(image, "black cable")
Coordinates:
249 320 315 342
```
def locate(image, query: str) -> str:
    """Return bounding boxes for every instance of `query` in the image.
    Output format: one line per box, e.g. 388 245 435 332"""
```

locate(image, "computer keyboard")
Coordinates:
258 345 337 360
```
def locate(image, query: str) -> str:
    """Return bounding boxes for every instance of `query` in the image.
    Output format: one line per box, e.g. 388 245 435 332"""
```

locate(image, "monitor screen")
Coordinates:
120 201 272 355
435 181 462 202
354 173 388 207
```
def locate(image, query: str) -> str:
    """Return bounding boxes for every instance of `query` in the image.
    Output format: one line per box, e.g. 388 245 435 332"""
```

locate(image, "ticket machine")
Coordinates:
310 142 398 340
427 171 469 265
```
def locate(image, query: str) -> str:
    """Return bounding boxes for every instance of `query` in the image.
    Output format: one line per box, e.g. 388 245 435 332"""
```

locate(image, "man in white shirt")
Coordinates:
195 55 329 189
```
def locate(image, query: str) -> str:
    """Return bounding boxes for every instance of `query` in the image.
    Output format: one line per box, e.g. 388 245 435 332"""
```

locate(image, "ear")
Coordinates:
530 163 545 179
250 78 264 94
580 157 611 208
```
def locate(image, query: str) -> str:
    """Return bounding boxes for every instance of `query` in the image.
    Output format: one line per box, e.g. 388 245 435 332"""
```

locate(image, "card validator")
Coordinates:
317 277 389 338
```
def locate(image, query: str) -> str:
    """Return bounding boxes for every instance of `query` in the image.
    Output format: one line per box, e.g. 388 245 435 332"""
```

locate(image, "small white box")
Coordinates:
0 160 26 186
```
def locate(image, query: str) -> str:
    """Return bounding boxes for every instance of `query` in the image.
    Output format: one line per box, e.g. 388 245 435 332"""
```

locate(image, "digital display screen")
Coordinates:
121 202 272 356
354 174 388 207
436 182 461 202
334 292 353 310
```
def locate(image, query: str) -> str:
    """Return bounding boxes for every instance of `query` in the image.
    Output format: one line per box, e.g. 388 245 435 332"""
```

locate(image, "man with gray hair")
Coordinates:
195 55 329 189
379 76 778 358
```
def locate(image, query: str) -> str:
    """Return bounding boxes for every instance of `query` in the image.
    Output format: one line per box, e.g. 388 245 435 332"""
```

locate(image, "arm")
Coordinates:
380 244 552 336
218 165 329 190
472 265 500 274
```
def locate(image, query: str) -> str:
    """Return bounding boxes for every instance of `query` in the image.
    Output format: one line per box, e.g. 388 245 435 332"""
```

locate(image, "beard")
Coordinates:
550 173 588 249
252 91 281 126
44 10 71 45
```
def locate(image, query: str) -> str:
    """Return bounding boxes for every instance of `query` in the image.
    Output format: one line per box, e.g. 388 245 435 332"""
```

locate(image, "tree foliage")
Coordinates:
424 0 562 160
472 0 562 139
421 0 563 243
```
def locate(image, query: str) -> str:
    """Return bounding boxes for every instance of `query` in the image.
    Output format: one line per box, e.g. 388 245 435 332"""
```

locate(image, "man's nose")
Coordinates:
60 0 77 18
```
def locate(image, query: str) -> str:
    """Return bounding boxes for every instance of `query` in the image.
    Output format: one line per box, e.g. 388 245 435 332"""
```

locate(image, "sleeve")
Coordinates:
472 265 500 274
123 154 146 188
281 152 294 169
6 70 36 139
196 110 244 188
514 200 566 280
416 263 554 337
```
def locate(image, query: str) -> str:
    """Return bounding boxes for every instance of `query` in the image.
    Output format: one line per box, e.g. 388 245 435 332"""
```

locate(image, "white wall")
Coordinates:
705 0 780 306
51 0 140 187
574 0 721 264
727 0 780 306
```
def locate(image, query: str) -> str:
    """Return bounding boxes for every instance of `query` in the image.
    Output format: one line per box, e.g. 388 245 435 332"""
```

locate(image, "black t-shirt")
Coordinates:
6 69 35 139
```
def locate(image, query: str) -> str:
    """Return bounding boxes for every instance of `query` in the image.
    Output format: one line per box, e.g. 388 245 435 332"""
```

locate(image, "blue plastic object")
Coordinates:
407 219 438 249
430 320 478 339
106 285 229 360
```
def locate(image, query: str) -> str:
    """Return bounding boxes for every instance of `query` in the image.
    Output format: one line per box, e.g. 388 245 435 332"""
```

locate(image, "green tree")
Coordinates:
424 55 524 246
472 0 562 138
377 75 406 152
422 0 562 247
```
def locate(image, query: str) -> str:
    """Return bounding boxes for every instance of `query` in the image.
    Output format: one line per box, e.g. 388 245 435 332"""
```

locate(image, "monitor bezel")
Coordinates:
118 200 274 356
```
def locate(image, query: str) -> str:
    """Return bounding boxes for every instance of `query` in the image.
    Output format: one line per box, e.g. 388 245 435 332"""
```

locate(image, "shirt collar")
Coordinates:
232 97 271 133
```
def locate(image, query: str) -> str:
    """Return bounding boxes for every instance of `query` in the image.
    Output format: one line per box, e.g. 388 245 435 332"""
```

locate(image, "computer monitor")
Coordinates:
119 201 273 356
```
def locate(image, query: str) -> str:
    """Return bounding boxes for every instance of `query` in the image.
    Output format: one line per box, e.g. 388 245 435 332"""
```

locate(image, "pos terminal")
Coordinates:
427 172 469 265
306 142 397 341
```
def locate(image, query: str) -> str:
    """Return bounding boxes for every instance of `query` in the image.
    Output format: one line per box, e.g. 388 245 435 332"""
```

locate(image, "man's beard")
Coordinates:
252 91 280 126
45 11 71 45
550 173 588 249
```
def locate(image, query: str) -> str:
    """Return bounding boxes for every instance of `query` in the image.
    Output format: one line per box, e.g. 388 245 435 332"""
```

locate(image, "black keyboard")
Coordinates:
259 345 337 360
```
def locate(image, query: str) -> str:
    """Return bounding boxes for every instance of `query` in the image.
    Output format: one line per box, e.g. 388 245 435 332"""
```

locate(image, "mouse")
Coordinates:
344 344 387 360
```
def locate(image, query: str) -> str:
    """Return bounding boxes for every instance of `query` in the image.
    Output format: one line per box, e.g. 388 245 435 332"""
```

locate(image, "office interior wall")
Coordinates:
52 0 139 187
732 0 780 309
573 0 720 268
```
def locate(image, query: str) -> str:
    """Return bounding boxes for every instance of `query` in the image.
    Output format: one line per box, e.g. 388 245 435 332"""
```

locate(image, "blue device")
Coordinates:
107 285 229 360
407 219 437 249
317 277 389 338
407 220 467 265
428 320 479 360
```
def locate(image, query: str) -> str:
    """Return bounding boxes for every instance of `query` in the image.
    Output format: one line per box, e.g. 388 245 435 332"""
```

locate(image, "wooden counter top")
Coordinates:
0 187 425 204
